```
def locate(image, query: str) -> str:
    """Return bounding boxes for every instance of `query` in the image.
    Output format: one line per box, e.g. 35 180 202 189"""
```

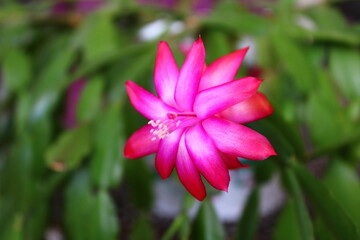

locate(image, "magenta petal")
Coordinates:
185 124 230 191
203 117 276 160
199 47 249 90
124 125 160 159
219 92 274 124
176 134 206 201
175 37 205 110
155 42 179 106
194 77 262 119
219 153 248 169
126 81 177 120
155 129 184 179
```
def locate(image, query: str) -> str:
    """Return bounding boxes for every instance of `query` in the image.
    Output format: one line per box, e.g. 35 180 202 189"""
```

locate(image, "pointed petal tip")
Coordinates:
155 158 174 179
123 144 137 159
235 46 250 54
195 194 206 201
259 147 277 160
125 80 137 92
221 184 229 192
270 149 278 157
194 36 204 46
158 41 170 48
266 144 278 158
158 171 171 179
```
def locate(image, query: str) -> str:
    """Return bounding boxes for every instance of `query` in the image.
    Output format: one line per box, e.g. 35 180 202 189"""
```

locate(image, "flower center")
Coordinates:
148 112 197 140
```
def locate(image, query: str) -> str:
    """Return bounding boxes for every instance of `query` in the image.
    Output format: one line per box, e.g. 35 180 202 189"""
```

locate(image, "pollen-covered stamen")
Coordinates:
148 112 197 140
148 119 180 140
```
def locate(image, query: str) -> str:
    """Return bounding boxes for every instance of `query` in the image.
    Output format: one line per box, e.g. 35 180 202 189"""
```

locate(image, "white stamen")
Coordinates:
148 117 181 140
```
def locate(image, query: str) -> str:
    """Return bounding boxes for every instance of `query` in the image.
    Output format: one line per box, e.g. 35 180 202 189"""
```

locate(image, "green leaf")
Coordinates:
124 159 153 211
3 48 31 92
24 203 47 240
254 160 276 184
329 46 360 100
0 214 24 240
65 171 119 240
4 134 36 211
306 6 346 31
64 170 93 240
273 199 302 240
234 187 260 240
204 1 269 36
266 112 305 160
323 159 360 228
15 92 33 135
281 169 314 240
270 29 314 93
87 191 119 240
191 200 225 240
161 214 188 240
202 30 231 63
76 76 104 123
314 217 337 240
90 103 124 188
306 93 351 148
107 44 155 103
293 163 360 240
35 48 75 94
78 12 119 63
27 116 52 177
129 215 155 240
45 125 91 171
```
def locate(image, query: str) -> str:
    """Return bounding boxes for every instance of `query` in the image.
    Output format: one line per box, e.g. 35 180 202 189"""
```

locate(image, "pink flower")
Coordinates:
124 37 276 200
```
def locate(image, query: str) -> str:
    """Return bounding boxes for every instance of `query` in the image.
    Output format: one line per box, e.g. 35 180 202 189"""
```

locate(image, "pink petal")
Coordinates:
220 152 249 169
124 125 160 159
175 37 205 110
155 128 184 179
203 117 276 160
176 134 206 201
126 81 177 120
194 77 262 119
219 92 273 124
154 42 179 106
199 47 249 90
185 124 230 191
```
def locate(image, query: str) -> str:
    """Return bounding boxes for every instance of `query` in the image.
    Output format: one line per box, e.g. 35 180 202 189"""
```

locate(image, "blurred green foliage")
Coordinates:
1 0 360 239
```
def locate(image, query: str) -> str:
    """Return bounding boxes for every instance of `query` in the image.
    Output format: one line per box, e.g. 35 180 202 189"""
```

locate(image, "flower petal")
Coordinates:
154 41 179 106
220 152 249 169
126 80 177 120
155 128 184 179
194 77 262 119
185 124 230 191
124 125 160 159
175 37 205 110
176 133 206 201
219 92 274 124
199 47 249 90
203 117 276 160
